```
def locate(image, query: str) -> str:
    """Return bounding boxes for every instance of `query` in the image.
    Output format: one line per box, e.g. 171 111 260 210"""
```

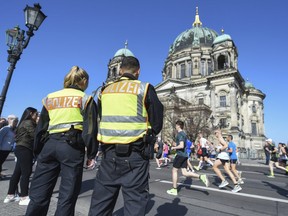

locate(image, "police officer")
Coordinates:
26 66 98 216
89 56 163 216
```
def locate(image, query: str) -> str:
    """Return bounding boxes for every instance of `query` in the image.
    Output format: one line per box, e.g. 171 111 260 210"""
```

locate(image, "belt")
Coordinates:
49 132 69 139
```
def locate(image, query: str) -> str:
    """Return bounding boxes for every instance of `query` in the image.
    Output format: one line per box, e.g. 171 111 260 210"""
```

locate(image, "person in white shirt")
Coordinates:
212 129 242 193
194 132 214 170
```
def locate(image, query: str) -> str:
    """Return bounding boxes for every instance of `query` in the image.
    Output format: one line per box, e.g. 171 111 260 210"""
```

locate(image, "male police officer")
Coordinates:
89 56 163 216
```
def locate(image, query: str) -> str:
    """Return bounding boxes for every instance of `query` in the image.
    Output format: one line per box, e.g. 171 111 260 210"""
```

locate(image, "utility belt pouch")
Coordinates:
115 144 131 157
66 125 84 150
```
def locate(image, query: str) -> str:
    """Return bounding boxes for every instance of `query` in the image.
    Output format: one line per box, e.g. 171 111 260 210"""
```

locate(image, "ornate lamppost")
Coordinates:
0 3 46 115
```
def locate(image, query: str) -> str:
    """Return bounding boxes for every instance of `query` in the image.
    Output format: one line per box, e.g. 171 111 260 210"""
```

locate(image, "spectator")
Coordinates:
0 115 18 180
4 107 38 205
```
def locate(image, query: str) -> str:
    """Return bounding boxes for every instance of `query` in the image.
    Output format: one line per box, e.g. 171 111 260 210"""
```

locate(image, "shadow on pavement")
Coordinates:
262 181 288 198
155 197 188 216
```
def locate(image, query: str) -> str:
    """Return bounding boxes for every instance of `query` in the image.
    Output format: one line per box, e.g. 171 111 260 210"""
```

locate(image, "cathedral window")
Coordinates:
252 103 257 113
217 55 226 70
112 68 117 77
167 66 172 78
219 118 228 128
199 98 204 105
208 60 212 74
180 63 185 78
251 122 257 135
201 60 206 75
220 95 227 107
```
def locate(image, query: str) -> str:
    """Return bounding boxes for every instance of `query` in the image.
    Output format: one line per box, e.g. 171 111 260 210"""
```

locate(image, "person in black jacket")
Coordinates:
25 66 98 216
4 107 38 205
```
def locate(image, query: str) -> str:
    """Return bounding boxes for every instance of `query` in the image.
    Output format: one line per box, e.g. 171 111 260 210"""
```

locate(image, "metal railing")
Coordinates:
238 148 264 160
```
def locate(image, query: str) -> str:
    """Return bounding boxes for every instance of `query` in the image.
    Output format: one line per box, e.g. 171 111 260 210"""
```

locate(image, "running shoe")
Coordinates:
200 174 210 187
156 167 161 169
3 195 20 203
218 180 229 188
167 188 178 196
237 178 244 185
232 184 242 193
193 166 200 171
267 175 275 178
19 196 30 206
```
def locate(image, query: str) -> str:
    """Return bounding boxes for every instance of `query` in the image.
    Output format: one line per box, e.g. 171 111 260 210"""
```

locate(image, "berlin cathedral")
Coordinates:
105 8 266 151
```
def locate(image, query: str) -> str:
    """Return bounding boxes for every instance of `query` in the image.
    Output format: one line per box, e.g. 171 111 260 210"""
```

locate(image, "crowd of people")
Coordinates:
154 127 288 196
0 55 287 215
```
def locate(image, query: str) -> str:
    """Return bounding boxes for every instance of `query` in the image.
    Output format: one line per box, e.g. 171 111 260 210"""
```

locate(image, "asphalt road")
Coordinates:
1 154 288 216
68 157 288 216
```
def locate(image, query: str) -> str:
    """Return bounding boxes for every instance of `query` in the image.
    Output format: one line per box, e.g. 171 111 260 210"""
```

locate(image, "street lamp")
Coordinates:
0 3 46 116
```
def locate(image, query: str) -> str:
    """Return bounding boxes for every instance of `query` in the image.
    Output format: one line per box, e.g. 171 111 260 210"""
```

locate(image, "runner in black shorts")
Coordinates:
166 120 209 196
194 132 214 171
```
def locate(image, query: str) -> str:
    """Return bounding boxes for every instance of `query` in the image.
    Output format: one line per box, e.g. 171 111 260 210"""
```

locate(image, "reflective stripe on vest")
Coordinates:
43 88 91 133
97 79 149 144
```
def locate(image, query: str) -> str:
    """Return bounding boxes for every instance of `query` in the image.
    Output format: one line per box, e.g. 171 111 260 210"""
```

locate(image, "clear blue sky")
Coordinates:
0 0 287 144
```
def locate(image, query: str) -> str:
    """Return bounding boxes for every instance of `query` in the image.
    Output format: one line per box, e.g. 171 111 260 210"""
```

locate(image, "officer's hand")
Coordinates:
86 159 96 170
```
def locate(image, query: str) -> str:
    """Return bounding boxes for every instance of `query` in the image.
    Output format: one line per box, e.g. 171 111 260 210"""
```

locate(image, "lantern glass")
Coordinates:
6 27 19 49
24 4 46 31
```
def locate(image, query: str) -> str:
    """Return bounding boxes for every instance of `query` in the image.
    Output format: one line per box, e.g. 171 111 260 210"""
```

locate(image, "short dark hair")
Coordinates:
175 120 184 129
120 56 140 73
228 134 233 140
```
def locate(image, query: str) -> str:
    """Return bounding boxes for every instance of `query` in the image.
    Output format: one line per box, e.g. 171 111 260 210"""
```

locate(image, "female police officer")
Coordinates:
26 66 98 216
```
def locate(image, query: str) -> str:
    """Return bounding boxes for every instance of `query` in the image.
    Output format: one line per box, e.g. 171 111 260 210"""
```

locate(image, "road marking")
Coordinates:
157 179 288 204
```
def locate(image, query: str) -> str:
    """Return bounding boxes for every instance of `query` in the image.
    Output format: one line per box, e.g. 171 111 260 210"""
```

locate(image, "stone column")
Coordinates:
229 83 238 127
172 63 176 78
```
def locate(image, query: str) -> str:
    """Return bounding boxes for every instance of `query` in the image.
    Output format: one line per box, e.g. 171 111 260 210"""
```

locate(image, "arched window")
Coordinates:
217 55 226 70
112 67 117 77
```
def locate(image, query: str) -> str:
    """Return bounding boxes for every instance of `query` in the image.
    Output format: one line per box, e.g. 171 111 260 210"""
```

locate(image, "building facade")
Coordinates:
155 8 266 150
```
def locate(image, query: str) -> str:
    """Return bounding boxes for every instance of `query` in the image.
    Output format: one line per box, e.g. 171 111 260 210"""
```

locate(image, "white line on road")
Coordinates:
157 179 288 204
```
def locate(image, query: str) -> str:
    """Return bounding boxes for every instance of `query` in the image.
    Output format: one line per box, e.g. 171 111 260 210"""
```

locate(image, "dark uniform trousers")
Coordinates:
25 135 85 216
88 146 150 216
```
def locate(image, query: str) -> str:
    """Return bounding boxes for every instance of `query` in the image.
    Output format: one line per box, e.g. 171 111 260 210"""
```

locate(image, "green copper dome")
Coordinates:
114 41 134 57
244 80 255 89
213 29 232 45
114 48 134 57
169 7 218 54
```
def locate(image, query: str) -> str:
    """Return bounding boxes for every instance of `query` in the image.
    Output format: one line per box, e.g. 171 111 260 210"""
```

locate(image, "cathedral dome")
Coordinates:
114 48 134 57
213 29 232 45
114 41 134 57
169 7 218 54
244 80 255 89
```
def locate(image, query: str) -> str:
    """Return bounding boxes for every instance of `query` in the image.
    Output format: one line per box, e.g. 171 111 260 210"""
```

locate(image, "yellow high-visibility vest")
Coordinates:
97 78 150 144
43 88 91 134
